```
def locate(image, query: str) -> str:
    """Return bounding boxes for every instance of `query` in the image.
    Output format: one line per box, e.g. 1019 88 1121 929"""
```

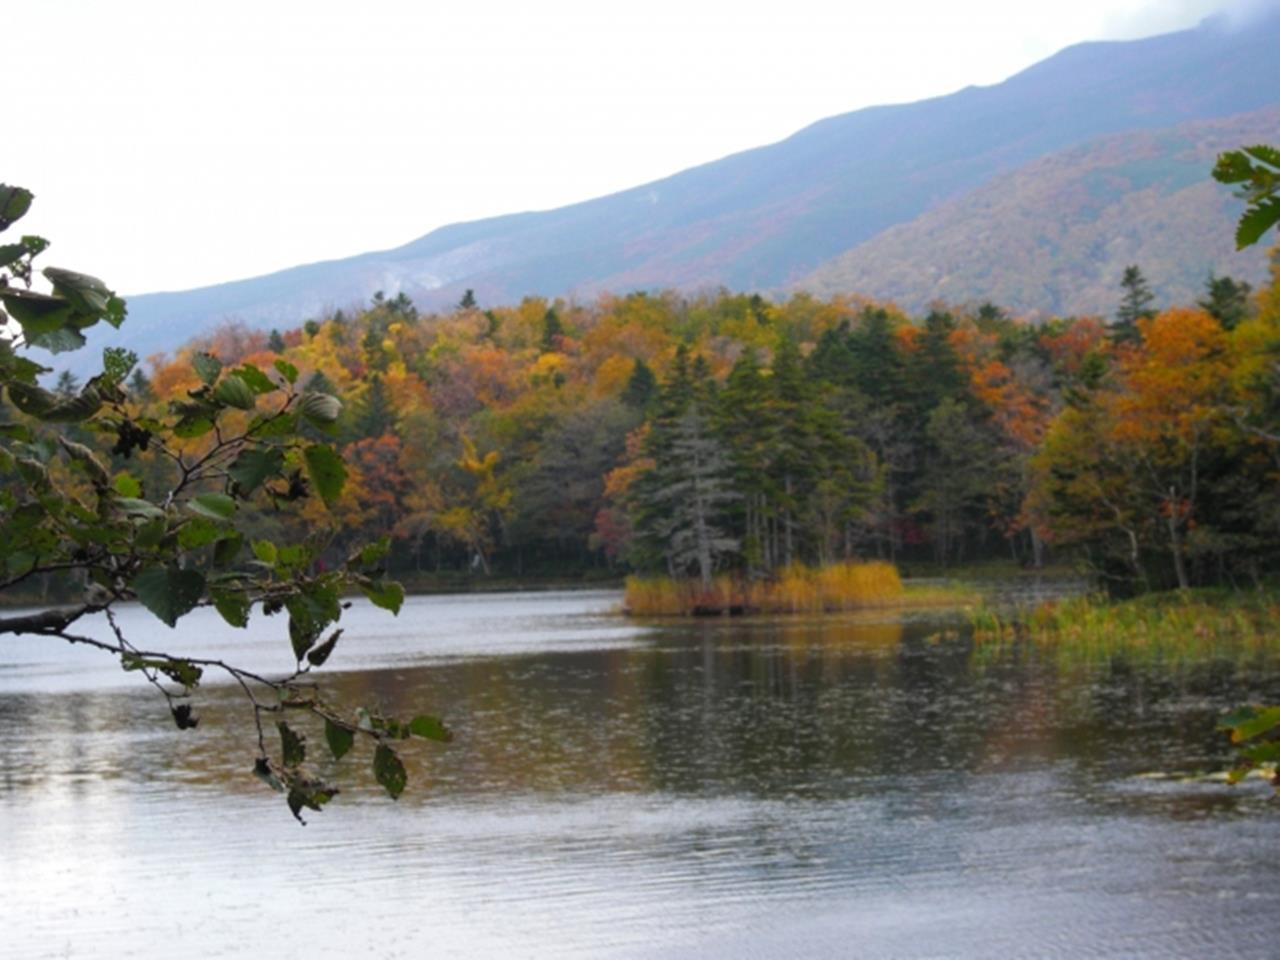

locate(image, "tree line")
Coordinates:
85 261 1271 595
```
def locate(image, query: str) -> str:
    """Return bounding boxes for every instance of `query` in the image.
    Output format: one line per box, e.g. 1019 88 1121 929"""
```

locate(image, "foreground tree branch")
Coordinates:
0 182 449 822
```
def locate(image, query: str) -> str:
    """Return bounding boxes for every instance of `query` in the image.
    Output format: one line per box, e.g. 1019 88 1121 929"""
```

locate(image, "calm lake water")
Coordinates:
2 589 1279 958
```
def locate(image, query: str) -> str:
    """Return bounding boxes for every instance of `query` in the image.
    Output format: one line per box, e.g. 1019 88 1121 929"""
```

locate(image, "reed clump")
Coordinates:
624 561 908 616
971 589 1280 663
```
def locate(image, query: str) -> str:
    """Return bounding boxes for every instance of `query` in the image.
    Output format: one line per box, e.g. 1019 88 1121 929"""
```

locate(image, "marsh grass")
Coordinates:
971 589 1280 664
624 562 975 616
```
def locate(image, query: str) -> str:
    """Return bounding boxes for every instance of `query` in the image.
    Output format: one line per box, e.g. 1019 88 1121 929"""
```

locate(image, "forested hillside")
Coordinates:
85 12 1280 370
798 108 1279 316
100 257 1279 594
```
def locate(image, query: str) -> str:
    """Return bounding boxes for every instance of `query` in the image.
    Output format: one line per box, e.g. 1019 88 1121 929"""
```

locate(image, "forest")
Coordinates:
70 255 1276 600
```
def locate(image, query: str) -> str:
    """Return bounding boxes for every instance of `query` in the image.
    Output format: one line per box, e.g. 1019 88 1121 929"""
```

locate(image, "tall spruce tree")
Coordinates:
1198 273 1252 330
622 357 658 410
1114 265 1156 343
630 347 738 586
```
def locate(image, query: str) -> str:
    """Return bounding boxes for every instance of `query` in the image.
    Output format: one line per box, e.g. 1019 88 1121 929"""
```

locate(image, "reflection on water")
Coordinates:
2 590 1279 958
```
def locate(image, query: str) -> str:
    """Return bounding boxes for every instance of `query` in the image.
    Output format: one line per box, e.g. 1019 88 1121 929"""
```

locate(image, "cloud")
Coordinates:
1099 0 1280 39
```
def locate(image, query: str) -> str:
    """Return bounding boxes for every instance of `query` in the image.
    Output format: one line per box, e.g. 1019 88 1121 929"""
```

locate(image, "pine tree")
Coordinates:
622 358 657 410
53 370 80 398
847 308 908 406
717 349 774 574
353 374 396 439
127 367 154 401
630 347 738 586
268 329 286 353
540 307 564 352
1198 273 1252 330
1114 265 1156 343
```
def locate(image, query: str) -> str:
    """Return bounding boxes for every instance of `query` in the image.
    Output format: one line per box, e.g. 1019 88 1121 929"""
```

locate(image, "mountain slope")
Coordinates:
100 11 1280 364
797 107 1280 316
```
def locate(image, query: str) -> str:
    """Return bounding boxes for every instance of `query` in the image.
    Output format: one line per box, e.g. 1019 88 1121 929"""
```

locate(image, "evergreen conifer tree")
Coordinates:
1114 265 1156 343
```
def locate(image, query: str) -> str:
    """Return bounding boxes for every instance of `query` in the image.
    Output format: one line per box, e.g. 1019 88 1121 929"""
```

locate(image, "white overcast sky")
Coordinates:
6 0 1272 295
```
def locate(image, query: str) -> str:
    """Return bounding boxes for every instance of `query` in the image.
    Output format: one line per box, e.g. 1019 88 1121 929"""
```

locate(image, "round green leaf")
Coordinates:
187 492 236 521
213 375 257 410
303 444 346 508
373 744 407 800
299 391 342 426
132 567 206 628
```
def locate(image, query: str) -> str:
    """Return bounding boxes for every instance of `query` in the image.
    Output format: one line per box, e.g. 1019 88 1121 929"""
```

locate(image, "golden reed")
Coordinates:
624 562 906 616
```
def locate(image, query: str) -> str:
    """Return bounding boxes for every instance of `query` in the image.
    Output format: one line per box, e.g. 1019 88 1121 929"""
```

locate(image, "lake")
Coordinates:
2 589 1279 958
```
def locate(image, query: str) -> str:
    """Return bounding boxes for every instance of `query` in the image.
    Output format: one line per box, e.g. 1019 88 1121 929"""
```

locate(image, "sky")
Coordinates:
7 0 1274 296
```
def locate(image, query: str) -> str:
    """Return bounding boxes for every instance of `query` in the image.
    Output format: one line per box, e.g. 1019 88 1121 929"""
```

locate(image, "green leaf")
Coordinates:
0 185 34 229
252 539 278 565
299 392 342 427
212 533 244 568
1215 149 1254 185
360 578 404 615
0 423 33 442
212 589 250 628
1242 144 1280 170
30 330 87 355
287 781 337 823
307 628 343 667
277 544 309 569
1 289 70 333
132 566 206 628
274 358 299 385
8 382 103 422
187 492 236 521
58 437 109 485
373 744 407 800
102 347 138 384
116 497 165 520
353 537 391 570
158 659 203 688
286 580 341 661
1240 740 1280 764
228 447 284 495
234 363 277 395
27 326 87 355
172 415 214 439
1235 196 1280 250
248 411 297 438
278 721 306 767
134 517 167 549
192 352 222 386
120 654 202 690
324 718 354 760
0 243 29 268
289 616 320 661
44 267 117 322
409 714 453 743
1226 765 1250 785
303 444 346 508
213 375 257 411
1225 706 1280 743
5 552 36 577
113 472 141 498
177 517 222 549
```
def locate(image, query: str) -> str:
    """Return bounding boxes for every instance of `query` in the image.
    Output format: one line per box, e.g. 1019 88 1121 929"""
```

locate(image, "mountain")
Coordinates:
91 11 1280 364
797 108 1279 316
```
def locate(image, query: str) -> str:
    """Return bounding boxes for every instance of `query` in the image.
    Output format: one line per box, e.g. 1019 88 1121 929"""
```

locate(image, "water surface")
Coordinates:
2 590 1278 958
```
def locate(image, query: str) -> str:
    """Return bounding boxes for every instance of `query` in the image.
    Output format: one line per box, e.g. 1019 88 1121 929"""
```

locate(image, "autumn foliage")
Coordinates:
125 271 1278 592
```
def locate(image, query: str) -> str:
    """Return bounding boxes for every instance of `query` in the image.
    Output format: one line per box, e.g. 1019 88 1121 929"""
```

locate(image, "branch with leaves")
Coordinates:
1214 144 1280 250
0 183 448 822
